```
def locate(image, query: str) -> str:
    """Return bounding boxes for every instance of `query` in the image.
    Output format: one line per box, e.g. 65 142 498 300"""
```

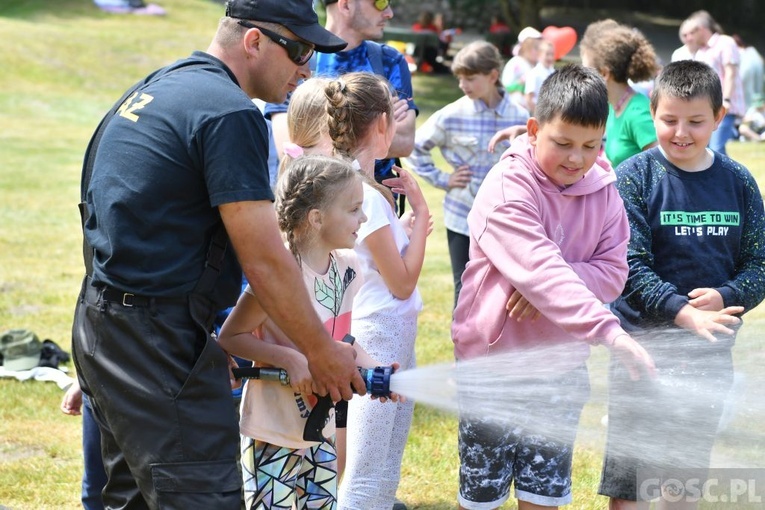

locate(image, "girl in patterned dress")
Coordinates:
218 154 400 510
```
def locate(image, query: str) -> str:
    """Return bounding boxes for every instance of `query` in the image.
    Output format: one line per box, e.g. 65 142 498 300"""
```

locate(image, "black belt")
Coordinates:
98 286 187 308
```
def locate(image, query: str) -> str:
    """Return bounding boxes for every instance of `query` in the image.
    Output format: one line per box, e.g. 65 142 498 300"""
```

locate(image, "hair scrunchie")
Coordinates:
283 142 304 159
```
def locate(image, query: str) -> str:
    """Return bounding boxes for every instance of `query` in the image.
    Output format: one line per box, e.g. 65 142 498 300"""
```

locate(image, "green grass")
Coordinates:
1 2 765 508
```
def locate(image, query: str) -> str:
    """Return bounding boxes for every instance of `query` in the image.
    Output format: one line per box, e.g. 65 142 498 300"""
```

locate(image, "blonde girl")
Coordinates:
277 77 333 177
324 72 431 510
219 155 399 509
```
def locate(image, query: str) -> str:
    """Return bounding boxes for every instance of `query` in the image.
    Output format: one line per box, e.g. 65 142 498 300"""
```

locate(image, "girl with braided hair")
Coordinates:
218 154 401 510
323 72 432 510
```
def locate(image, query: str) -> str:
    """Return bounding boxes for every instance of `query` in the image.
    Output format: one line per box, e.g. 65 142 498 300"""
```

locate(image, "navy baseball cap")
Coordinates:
226 0 347 53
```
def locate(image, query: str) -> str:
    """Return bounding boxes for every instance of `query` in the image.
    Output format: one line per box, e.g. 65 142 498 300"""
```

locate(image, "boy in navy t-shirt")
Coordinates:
600 60 765 509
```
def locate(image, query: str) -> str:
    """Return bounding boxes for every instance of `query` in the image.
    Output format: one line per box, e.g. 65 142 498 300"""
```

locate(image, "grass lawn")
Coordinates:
1 1 764 509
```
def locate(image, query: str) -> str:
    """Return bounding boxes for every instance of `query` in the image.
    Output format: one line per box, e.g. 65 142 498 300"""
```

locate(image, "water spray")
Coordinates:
231 334 765 469
389 340 765 471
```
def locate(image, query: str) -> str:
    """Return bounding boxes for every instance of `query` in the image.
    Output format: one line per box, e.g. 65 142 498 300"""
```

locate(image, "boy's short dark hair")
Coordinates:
534 64 608 128
650 60 723 115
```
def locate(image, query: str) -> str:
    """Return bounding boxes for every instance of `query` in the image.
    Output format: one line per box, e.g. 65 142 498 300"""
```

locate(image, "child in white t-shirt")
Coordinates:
524 39 556 114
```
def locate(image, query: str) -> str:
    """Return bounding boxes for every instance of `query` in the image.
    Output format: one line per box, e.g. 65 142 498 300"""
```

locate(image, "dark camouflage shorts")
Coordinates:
457 365 590 508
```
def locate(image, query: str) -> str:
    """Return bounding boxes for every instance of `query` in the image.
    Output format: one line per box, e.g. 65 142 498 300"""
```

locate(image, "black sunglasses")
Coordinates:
237 20 314 66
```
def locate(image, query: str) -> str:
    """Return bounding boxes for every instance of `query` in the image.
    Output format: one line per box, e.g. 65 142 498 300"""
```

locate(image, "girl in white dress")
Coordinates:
323 72 432 510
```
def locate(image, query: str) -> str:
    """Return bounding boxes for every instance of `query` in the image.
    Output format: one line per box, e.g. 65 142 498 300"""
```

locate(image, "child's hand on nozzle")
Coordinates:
674 304 744 343
610 334 656 381
283 351 313 395
226 354 242 391
371 362 407 404
377 391 406 403
506 289 541 322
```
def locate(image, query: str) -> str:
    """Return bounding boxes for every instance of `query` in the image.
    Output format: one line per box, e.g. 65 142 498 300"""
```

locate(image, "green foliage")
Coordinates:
2 1 765 508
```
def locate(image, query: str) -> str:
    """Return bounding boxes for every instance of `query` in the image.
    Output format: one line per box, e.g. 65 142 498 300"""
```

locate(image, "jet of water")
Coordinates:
389 340 765 469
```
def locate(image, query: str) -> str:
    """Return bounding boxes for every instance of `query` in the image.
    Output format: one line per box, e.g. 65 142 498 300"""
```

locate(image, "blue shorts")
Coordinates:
457 364 590 508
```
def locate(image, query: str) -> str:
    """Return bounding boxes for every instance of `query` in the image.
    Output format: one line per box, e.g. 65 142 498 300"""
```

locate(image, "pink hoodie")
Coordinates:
452 134 630 370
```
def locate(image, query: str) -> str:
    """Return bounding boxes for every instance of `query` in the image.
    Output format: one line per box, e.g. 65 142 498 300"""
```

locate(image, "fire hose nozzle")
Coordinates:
231 333 394 442
359 366 393 398
232 365 393 397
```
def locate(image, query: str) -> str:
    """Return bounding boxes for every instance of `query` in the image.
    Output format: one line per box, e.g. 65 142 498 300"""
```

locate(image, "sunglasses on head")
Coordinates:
237 20 314 66
373 0 390 11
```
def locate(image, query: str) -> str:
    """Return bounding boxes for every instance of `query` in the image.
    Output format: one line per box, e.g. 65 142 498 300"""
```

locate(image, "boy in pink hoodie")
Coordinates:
452 65 656 510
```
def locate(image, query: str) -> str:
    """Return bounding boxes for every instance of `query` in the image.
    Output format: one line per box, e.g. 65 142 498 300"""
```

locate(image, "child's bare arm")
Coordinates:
368 168 429 299
352 342 379 369
218 292 313 394
217 291 268 359
487 125 527 153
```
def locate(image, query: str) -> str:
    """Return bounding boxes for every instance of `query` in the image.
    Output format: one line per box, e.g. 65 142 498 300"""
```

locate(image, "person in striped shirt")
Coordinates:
408 40 528 307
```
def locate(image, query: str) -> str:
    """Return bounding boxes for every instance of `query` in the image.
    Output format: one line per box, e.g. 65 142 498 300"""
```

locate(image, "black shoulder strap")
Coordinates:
364 41 408 217
79 62 225 285
365 40 385 76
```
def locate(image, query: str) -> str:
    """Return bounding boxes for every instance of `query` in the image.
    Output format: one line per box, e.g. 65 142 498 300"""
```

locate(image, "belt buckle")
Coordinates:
122 293 135 307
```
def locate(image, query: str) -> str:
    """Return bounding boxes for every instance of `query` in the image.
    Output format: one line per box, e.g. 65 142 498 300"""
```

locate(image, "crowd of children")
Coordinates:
63 11 765 510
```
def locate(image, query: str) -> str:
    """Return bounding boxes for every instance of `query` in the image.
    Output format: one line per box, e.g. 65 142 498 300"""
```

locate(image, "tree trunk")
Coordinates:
519 0 544 29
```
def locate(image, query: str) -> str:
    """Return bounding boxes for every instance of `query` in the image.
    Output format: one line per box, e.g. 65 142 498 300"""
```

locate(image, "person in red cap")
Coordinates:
71 1 364 508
